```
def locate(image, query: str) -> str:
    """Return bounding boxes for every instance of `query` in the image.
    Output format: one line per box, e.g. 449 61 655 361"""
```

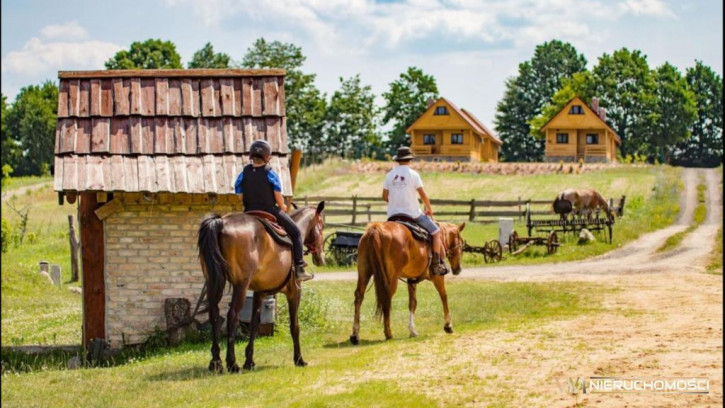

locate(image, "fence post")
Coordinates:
518 196 522 221
367 203 372 222
304 195 308 207
469 199 475 222
351 195 357 225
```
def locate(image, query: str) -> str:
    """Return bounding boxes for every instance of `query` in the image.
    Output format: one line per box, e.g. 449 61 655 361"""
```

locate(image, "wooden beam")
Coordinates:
94 199 124 221
79 193 105 347
59 69 286 79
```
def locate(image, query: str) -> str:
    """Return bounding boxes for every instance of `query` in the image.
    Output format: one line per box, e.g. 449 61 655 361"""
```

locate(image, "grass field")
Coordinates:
0 162 684 406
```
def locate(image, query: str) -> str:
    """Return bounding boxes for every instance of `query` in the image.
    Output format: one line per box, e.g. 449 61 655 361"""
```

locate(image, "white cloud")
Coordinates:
619 0 676 18
40 20 88 40
1 37 122 75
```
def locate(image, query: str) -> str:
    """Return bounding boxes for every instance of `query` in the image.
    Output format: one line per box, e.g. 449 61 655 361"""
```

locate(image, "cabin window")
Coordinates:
569 105 584 114
434 106 449 115
556 133 569 144
586 134 599 144
451 133 463 144
423 134 436 145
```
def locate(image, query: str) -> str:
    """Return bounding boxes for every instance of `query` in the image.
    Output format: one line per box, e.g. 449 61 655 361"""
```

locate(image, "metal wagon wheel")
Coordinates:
483 240 502 263
546 231 559 255
508 230 519 253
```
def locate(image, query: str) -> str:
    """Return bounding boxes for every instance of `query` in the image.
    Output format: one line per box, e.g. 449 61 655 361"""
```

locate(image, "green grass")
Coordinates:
315 163 681 269
1 175 53 191
707 227 723 274
1 279 608 407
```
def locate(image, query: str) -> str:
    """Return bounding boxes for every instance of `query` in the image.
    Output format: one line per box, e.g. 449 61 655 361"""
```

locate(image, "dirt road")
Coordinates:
317 167 723 407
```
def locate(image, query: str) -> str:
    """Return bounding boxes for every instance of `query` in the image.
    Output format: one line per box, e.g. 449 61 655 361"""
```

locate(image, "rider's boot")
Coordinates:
295 261 314 282
430 252 450 276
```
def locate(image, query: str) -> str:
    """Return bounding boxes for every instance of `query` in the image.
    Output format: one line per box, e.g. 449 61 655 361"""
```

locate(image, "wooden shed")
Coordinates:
407 97 501 162
53 69 290 348
541 96 620 163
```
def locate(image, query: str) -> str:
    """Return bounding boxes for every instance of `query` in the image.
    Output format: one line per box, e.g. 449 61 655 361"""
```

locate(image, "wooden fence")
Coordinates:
294 195 624 226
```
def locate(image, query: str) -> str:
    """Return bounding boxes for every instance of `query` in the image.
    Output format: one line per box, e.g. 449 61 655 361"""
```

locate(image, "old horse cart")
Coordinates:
323 224 365 266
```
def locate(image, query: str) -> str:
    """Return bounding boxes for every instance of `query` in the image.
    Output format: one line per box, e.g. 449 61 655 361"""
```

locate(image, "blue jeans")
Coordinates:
415 214 440 235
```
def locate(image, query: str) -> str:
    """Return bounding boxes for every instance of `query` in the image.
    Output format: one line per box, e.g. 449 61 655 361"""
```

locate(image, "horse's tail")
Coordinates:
198 214 228 307
367 225 391 319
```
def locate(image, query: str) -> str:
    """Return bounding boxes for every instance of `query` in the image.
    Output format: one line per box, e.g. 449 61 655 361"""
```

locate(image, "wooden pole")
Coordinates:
289 149 302 193
469 199 475 222
351 195 358 225
79 193 105 347
68 215 80 283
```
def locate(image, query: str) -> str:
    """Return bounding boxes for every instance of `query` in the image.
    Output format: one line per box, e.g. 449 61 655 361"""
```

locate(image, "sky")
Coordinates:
1 0 722 128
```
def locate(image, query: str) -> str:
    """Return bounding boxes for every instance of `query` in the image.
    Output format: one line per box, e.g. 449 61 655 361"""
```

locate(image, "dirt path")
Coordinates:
316 168 723 407
1 181 52 203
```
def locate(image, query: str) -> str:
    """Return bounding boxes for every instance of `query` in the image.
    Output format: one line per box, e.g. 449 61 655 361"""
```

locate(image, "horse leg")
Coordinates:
225 284 246 373
407 282 418 338
431 276 453 333
243 291 264 371
383 279 399 340
208 296 223 373
286 285 307 367
350 270 373 345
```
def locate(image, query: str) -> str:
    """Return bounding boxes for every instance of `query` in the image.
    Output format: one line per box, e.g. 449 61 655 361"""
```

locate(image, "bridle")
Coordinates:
440 223 464 253
303 211 324 255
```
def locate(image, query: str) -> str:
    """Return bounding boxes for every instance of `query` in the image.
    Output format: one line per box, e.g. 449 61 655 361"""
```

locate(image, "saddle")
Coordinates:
387 214 431 243
246 211 292 247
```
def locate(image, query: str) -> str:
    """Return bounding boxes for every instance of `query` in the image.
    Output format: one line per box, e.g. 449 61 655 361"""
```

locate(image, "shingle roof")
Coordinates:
53 69 292 195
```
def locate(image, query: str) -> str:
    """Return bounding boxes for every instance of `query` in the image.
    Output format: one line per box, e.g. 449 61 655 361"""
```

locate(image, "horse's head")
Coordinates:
441 222 466 275
298 201 326 267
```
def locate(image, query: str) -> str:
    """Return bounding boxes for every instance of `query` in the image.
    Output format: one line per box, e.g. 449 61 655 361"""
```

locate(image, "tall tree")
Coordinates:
5 81 59 176
648 63 697 163
325 75 380 159
494 40 587 161
589 48 657 158
188 42 230 69
1 94 21 174
239 38 325 157
673 61 723 167
105 39 183 69
380 67 438 151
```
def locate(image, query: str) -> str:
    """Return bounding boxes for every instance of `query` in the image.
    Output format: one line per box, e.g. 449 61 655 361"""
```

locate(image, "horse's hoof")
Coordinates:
350 335 359 345
242 361 255 371
409 332 418 338
444 325 453 334
228 363 241 373
209 360 224 374
295 358 307 367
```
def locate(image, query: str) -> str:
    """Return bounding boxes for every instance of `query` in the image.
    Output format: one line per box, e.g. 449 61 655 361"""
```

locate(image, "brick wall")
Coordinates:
104 192 243 347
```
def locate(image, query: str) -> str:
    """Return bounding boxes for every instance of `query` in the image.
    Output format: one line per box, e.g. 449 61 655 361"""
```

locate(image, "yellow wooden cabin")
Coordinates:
541 96 620 163
407 97 502 162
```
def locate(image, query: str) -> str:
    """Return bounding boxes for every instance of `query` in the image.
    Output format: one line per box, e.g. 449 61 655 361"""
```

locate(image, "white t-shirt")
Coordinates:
383 165 423 218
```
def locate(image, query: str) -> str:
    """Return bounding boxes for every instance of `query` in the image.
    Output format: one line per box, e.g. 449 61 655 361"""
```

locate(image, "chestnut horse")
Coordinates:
197 202 325 373
556 189 613 222
350 221 465 344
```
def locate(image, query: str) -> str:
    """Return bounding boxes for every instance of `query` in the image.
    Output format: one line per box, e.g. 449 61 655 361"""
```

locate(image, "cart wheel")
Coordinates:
485 240 502 262
508 231 519 253
323 232 339 265
547 231 558 255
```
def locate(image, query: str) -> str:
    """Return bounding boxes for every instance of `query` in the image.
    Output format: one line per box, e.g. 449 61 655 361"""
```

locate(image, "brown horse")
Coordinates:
197 202 325 373
350 221 465 344
556 189 613 222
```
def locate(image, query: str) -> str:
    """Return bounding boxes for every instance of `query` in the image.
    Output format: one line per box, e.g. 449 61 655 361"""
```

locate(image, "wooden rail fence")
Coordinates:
294 195 625 226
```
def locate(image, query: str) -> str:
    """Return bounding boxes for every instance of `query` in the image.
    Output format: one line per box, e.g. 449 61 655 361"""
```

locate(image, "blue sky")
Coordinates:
2 0 722 127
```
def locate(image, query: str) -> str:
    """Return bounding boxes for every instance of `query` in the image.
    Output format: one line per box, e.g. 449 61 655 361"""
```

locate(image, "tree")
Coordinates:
325 75 381 159
589 48 657 158
5 81 59 176
239 38 326 159
673 61 723 167
187 42 230 69
648 63 697 163
494 40 587 161
105 39 183 69
1 94 21 175
380 67 438 151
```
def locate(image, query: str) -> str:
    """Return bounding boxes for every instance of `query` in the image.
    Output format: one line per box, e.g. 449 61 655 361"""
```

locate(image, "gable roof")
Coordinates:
540 96 621 143
53 69 292 195
406 97 502 145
